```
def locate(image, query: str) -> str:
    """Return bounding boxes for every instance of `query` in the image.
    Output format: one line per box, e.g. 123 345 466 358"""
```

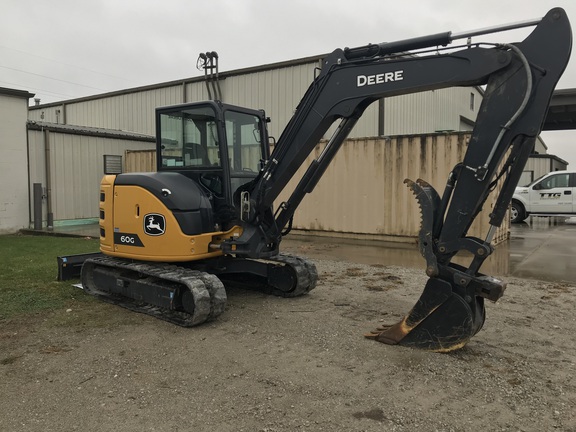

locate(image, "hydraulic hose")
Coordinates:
476 43 533 180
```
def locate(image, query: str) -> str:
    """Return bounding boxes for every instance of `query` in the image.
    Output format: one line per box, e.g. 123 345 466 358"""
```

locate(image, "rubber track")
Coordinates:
81 254 317 326
269 253 318 297
82 256 226 327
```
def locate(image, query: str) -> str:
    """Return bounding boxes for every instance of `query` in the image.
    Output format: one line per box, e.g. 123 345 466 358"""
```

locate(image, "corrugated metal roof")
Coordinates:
27 120 155 142
0 86 35 99
528 153 569 165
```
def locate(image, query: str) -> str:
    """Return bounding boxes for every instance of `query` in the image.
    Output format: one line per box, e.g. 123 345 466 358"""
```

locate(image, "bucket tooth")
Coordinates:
404 178 441 276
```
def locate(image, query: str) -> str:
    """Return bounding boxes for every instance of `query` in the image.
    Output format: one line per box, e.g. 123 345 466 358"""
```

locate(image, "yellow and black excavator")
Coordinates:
61 8 571 351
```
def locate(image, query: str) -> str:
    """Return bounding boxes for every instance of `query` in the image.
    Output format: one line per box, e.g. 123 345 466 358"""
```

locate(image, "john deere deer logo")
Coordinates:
144 214 166 236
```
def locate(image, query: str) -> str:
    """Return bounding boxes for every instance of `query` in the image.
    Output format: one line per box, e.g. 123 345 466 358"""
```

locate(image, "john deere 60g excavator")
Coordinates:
76 8 571 352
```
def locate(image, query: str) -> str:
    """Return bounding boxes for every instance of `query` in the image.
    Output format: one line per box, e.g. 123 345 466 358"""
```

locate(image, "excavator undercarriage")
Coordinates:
80 253 317 326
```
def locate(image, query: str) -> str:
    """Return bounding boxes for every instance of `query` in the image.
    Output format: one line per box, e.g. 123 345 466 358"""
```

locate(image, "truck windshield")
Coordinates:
526 174 547 187
159 106 220 169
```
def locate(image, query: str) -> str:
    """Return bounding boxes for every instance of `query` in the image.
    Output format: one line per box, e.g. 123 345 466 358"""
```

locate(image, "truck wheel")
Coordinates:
510 201 527 223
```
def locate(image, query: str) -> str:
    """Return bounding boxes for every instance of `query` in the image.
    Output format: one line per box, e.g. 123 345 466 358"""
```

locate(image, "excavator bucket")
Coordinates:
365 177 490 352
365 277 486 352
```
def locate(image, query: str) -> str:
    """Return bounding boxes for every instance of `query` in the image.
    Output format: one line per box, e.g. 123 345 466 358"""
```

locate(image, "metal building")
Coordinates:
23 54 492 240
28 55 483 140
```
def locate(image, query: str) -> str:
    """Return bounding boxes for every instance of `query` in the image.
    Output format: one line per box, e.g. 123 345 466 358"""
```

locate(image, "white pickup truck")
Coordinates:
511 170 575 223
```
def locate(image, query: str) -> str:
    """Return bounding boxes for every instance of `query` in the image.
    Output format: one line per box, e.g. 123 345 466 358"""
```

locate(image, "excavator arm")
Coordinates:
223 8 572 351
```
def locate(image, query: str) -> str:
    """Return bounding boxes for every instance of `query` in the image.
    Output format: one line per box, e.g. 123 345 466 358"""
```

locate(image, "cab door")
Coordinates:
528 172 573 213
223 108 269 195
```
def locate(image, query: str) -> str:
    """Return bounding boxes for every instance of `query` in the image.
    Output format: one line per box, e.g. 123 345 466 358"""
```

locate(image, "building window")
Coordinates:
104 155 122 174
470 92 475 111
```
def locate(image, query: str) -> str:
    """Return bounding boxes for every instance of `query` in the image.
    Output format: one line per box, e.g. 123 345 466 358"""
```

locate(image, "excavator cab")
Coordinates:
157 101 270 229
96 101 271 263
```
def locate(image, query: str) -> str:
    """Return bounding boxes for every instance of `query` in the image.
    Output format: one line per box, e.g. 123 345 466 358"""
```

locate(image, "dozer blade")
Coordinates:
365 277 485 352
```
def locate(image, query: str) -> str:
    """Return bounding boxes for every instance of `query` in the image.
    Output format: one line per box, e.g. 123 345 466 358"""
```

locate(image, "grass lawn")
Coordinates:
0 234 100 321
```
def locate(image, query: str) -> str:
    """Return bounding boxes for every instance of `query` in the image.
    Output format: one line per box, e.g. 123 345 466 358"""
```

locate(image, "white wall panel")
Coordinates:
28 129 155 222
0 92 31 233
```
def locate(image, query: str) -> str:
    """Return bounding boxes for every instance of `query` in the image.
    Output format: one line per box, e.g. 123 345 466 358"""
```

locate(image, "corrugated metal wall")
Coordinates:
223 62 320 137
277 133 508 244
123 132 509 244
520 158 549 186
519 155 569 186
125 149 157 173
65 86 184 134
27 61 324 140
383 87 481 136
28 129 155 222
28 58 481 142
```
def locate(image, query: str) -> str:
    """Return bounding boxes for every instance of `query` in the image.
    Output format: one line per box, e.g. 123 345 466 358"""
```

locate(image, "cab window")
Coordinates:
159 106 220 169
224 110 263 173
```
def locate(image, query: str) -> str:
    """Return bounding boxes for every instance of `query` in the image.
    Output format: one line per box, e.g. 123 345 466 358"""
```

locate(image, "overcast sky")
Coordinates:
2 0 575 165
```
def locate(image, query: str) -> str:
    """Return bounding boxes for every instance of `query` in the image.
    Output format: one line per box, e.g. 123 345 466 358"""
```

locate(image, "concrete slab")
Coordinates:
507 216 576 283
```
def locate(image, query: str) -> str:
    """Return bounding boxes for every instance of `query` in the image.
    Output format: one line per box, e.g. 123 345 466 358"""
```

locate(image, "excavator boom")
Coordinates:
222 8 571 351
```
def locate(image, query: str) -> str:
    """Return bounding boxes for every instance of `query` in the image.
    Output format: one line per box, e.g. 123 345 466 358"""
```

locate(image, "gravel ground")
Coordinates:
1 254 575 432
